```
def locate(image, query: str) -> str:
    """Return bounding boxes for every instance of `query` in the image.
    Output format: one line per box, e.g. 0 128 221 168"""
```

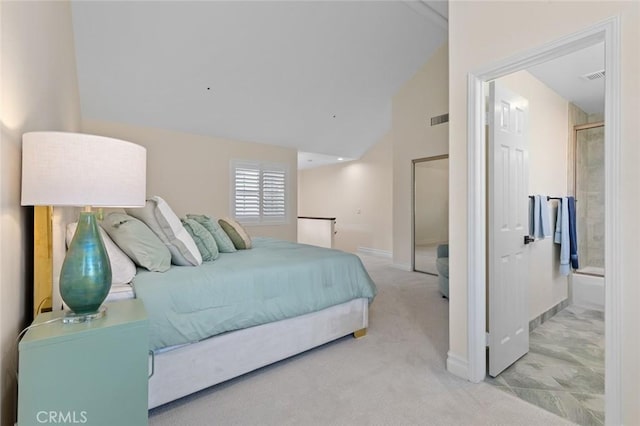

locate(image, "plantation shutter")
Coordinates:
234 165 260 219
232 161 288 223
262 168 286 219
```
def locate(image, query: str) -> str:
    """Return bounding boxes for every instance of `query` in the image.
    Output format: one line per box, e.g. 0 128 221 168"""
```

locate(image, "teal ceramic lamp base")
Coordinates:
59 210 112 323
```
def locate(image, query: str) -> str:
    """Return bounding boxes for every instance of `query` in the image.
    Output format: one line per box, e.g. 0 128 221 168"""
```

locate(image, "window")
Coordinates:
231 160 288 224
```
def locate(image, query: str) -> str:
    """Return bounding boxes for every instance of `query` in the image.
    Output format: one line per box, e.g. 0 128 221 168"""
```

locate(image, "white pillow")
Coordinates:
66 222 137 285
126 196 202 266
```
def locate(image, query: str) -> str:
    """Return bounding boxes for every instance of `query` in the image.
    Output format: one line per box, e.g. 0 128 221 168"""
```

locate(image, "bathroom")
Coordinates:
486 42 606 425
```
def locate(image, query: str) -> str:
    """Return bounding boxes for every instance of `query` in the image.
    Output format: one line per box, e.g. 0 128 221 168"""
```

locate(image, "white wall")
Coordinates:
392 42 448 270
0 1 81 423
298 132 393 254
498 70 570 321
82 119 298 242
448 2 639 423
298 42 448 259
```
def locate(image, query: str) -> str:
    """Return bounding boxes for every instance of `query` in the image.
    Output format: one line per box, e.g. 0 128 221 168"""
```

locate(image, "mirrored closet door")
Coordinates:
413 155 449 275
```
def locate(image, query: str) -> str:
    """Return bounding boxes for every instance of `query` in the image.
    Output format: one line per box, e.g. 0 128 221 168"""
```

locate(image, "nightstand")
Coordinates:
17 299 149 426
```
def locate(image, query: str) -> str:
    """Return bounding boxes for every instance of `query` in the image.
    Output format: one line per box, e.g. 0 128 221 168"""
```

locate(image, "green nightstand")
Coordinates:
18 299 149 426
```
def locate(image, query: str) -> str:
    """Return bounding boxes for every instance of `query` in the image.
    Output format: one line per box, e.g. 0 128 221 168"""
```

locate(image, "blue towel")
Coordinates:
568 196 579 269
554 199 562 244
538 195 552 238
530 195 551 238
555 198 570 276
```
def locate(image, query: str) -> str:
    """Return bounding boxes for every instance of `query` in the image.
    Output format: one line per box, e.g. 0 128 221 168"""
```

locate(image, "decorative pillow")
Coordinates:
186 214 237 253
181 218 219 262
102 212 171 272
126 196 202 266
66 222 137 284
218 217 252 250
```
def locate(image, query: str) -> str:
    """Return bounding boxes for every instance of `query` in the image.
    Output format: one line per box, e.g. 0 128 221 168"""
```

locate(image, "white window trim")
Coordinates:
230 159 289 226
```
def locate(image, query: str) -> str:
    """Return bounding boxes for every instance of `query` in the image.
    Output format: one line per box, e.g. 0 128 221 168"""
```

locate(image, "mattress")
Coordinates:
105 283 135 302
133 238 377 351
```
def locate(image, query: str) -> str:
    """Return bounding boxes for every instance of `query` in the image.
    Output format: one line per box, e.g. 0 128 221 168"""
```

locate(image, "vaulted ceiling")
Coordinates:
71 1 448 163
70 1 607 170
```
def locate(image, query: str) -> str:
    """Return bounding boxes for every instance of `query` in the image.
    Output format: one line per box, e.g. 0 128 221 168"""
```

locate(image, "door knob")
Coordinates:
524 235 535 245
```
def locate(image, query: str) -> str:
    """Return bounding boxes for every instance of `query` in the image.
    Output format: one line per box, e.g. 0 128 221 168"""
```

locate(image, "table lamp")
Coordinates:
21 132 146 323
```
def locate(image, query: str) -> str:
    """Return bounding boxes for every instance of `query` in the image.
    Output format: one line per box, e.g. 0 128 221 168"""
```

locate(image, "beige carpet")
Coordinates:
149 255 571 425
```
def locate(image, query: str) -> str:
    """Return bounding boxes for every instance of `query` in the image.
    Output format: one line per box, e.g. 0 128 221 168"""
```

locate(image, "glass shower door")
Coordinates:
575 123 605 276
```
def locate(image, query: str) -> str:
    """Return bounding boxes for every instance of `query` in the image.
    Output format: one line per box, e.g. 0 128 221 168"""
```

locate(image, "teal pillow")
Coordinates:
186 214 237 253
102 212 171 272
181 218 220 261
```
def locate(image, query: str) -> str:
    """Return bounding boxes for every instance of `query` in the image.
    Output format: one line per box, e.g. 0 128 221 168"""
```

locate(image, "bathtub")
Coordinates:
571 267 605 311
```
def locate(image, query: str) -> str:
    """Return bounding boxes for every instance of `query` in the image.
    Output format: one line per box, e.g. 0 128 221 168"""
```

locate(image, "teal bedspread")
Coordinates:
132 238 377 351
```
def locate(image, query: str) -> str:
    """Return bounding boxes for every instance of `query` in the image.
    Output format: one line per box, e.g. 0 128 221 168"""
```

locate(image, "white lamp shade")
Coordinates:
21 132 147 207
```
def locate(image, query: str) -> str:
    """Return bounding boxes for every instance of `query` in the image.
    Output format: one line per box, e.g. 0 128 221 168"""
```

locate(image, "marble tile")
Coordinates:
488 305 604 424
529 341 586 366
529 299 569 332
498 356 564 391
510 388 603 426
529 316 542 332
589 408 605 425
571 392 605 417
547 365 604 394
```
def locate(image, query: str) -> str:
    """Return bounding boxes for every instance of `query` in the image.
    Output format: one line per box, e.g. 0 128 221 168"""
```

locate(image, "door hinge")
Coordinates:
485 332 490 347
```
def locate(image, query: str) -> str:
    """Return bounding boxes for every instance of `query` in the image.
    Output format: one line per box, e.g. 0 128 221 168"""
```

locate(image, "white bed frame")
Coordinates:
48 208 369 408
148 298 367 408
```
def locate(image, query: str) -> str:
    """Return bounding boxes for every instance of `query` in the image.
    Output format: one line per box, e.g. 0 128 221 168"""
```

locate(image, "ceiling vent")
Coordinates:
582 70 605 81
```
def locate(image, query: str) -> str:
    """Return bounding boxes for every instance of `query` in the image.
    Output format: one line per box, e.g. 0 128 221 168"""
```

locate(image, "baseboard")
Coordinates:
446 351 469 380
357 247 392 258
529 298 569 332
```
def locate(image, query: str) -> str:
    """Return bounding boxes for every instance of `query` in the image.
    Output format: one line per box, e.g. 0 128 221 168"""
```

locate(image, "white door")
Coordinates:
488 81 530 377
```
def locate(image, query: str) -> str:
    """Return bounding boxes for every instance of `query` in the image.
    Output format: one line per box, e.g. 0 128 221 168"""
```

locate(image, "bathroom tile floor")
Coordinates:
487 305 605 425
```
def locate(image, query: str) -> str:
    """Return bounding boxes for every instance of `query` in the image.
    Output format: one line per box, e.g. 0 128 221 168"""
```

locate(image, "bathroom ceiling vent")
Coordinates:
582 70 605 81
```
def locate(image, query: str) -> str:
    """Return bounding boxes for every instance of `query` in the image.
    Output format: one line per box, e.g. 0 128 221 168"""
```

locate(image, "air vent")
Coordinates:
430 113 449 126
582 70 605 81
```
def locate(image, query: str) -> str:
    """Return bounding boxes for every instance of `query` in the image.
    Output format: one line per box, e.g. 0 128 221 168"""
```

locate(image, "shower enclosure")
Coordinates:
574 122 605 276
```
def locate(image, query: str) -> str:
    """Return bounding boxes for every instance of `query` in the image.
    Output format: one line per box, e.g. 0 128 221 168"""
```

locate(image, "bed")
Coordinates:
44 207 376 408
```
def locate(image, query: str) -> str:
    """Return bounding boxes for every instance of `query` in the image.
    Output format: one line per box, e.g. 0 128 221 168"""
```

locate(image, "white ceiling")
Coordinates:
527 42 605 114
71 1 448 167
70 1 604 170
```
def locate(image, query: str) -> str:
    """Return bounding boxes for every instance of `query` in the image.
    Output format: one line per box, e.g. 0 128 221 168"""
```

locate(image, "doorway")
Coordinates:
465 17 621 424
412 155 449 275
484 69 605 422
